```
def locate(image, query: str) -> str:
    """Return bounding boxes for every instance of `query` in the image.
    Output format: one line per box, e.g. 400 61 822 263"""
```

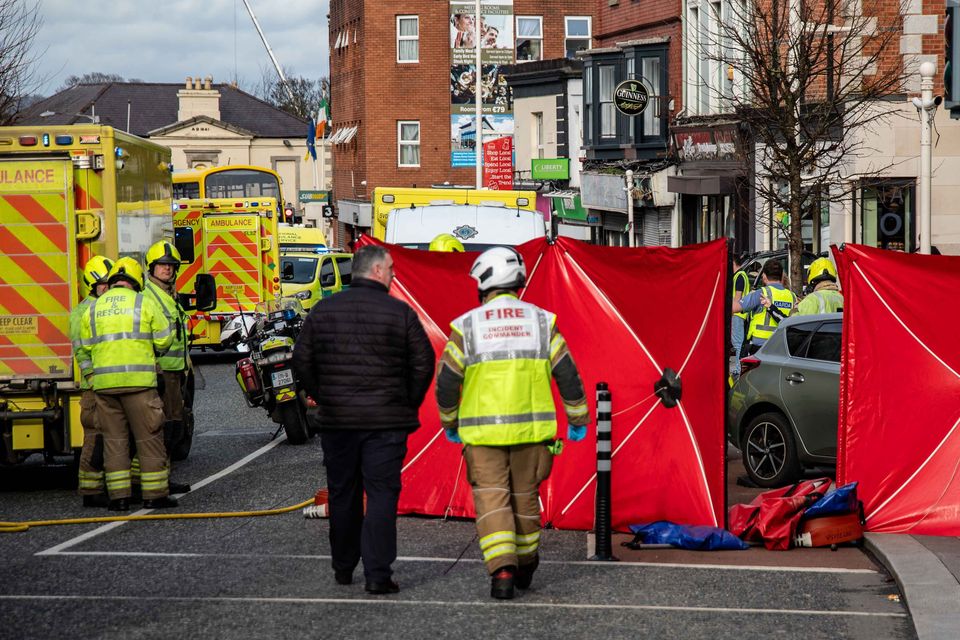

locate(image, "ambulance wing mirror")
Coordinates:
194 274 217 312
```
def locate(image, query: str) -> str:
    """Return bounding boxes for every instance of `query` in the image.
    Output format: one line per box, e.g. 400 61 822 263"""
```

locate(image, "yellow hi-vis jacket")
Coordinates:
438 293 588 446
144 277 190 372
732 270 751 319
748 285 796 343
69 295 97 390
78 287 172 391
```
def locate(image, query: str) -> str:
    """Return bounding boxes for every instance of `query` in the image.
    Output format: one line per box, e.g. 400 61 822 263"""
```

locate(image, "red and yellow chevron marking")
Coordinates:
203 216 263 314
0 191 73 379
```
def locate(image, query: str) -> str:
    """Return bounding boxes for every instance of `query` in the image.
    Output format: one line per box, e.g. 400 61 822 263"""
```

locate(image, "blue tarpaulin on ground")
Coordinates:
628 521 749 551
802 482 859 520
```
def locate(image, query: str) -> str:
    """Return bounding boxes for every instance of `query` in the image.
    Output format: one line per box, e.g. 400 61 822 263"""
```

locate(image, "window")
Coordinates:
599 65 615 137
565 17 591 58
397 16 419 63
533 112 545 159
173 227 195 264
281 257 318 285
173 181 199 199
806 322 842 363
335 257 352 285
640 56 661 137
516 17 542 61
398 121 420 167
319 258 337 287
785 323 817 357
860 181 915 252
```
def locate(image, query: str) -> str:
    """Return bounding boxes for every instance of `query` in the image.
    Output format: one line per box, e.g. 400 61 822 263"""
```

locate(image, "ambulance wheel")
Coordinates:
741 411 800 488
278 401 310 445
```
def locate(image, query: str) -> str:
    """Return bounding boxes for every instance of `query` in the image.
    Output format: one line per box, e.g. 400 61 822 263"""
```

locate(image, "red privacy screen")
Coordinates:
357 236 728 531
835 244 960 535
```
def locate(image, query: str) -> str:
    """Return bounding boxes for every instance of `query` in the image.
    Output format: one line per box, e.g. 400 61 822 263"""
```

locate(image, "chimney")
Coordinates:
177 74 221 122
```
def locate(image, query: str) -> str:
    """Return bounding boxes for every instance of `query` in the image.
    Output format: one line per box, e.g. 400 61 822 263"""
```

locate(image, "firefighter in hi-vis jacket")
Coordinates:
78 257 177 512
435 247 590 600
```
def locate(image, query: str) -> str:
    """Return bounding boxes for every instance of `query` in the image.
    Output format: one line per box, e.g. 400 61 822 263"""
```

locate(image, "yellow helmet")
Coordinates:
807 257 838 284
107 256 145 291
429 233 465 252
145 240 182 270
81 255 114 295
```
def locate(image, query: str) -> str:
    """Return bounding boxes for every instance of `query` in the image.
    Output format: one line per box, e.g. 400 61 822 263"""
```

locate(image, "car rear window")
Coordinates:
785 323 817 357
806 321 842 362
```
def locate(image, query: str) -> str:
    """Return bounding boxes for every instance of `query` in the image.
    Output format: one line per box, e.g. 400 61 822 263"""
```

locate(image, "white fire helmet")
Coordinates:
469 246 527 293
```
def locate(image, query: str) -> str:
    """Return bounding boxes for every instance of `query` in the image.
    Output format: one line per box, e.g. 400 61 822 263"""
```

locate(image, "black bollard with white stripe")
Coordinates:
590 382 617 561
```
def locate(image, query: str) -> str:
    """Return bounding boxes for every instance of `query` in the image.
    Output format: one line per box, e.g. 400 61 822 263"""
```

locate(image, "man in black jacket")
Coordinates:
293 245 433 595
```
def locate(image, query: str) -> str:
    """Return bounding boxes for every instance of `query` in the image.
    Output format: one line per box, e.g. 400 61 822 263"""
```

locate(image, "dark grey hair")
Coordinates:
353 245 390 277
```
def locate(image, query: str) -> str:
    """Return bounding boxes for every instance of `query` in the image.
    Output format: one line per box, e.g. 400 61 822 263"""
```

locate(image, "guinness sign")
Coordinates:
614 80 649 116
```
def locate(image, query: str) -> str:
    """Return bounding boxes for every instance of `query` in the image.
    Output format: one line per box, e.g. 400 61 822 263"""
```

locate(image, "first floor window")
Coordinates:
398 121 420 167
565 16 592 58
860 181 915 252
517 17 542 61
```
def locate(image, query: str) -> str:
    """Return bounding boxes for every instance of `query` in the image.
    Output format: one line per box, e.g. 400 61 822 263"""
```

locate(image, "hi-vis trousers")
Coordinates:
96 388 169 500
77 390 104 496
464 443 553 574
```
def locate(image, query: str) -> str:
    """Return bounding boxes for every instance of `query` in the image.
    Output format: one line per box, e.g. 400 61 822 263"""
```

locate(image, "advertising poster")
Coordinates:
483 136 514 190
450 0 515 168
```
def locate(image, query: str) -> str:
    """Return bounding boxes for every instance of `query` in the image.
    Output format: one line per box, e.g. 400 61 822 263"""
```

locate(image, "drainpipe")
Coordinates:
625 169 636 247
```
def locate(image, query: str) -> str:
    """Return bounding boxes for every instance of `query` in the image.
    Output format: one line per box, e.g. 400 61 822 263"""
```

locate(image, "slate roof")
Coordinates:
14 83 308 138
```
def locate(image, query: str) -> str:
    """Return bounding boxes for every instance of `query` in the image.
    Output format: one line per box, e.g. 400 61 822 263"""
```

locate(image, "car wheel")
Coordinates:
740 412 801 488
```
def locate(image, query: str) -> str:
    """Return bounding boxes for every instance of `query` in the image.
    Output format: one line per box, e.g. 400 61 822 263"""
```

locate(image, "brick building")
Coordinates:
328 0 597 245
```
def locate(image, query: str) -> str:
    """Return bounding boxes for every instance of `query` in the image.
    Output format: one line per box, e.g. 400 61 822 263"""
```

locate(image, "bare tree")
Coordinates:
254 65 328 120
57 72 143 91
697 0 905 288
0 0 42 124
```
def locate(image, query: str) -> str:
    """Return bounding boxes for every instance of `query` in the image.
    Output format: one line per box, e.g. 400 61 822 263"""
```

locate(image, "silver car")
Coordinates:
728 313 841 487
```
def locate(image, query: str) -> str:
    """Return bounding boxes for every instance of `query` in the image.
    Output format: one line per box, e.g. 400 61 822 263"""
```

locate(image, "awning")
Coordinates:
545 190 590 223
667 175 737 195
329 125 358 145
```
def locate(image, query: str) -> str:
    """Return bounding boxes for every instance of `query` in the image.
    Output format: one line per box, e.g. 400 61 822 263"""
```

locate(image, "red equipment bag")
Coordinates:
794 513 863 548
728 478 831 550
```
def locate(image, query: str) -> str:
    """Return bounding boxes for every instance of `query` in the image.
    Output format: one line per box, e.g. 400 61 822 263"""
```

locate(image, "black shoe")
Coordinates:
168 481 191 494
142 496 179 509
364 579 399 595
82 494 109 508
108 498 130 512
515 556 539 590
334 570 353 585
491 567 515 600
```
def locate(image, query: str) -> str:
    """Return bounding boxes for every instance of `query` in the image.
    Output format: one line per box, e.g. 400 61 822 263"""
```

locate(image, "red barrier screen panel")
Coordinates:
835 244 960 535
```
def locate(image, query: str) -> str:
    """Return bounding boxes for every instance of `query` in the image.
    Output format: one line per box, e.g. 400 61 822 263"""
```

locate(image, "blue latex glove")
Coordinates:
444 428 462 444
567 424 587 442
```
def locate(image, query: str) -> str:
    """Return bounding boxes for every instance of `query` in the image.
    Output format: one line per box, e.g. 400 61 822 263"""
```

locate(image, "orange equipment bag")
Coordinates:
794 513 863 548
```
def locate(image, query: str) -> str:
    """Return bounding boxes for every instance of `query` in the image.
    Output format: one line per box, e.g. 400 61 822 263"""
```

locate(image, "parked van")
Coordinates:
278 224 328 253
384 204 546 250
279 251 352 309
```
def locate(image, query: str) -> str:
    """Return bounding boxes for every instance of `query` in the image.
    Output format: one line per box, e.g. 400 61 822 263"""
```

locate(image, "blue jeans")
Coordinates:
730 317 746 377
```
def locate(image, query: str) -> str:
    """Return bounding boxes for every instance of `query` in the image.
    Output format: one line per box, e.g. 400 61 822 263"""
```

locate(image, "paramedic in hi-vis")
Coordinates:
70 255 113 508
143 240 192 493
78 257 177 512
435 247 590 600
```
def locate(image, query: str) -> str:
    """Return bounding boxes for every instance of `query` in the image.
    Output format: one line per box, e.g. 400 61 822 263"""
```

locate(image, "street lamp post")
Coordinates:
39 110 100 124
916 62 937 254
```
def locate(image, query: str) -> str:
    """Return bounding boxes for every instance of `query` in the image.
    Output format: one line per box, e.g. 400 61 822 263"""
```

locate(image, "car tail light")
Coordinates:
739 356 761 376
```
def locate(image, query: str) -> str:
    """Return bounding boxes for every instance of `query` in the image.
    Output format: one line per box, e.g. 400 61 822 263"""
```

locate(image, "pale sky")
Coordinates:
32 0 330 96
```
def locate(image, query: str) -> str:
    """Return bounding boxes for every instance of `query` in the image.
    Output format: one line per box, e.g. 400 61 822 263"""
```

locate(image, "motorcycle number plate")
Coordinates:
272 369 294 387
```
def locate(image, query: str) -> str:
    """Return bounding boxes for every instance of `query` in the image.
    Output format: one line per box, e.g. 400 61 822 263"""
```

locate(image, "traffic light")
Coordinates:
947 0 960 118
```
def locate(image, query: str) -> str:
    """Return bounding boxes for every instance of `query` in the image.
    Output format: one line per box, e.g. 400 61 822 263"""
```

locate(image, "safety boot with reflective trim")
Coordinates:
142 496 179 509
490 566 515 600
515 556 539 590
108 498 130 512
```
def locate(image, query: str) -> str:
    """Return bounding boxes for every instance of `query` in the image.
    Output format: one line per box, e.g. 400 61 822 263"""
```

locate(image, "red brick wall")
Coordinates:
330 0 597 203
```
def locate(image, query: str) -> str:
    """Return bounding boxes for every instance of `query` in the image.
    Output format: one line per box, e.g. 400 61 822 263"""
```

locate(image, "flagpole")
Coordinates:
474 0 482 189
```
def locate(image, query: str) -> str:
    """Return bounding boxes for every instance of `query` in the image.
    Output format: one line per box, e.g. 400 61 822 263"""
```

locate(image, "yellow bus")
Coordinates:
173 165 287 219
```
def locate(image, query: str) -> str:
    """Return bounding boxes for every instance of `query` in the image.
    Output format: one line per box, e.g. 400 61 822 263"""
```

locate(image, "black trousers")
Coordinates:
320 429 408 582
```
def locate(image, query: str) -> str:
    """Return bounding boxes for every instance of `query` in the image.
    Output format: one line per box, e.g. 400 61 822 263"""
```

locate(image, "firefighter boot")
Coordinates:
490 567 516 600
82 494 109 508
108 498 130 512
169 481 191 494
515 556 539 590
142 496 179 509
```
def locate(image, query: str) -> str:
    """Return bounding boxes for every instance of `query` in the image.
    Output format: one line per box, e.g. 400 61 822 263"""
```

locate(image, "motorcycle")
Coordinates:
221 298 317 445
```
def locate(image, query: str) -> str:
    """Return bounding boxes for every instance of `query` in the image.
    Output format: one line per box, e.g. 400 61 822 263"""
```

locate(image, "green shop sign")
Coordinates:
531 158 570 180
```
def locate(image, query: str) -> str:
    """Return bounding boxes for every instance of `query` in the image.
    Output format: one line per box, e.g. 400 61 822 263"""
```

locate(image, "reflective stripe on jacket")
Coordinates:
451 295 558 446
796 286 844 315
78 287 173 390
69 295 96 389
144 279 190 372
747 285 796 343
732 270 751 319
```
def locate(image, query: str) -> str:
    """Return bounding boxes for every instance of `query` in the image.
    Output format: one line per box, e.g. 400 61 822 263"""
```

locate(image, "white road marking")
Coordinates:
0 594 906 617
36 434 288 556
46 550 878 573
